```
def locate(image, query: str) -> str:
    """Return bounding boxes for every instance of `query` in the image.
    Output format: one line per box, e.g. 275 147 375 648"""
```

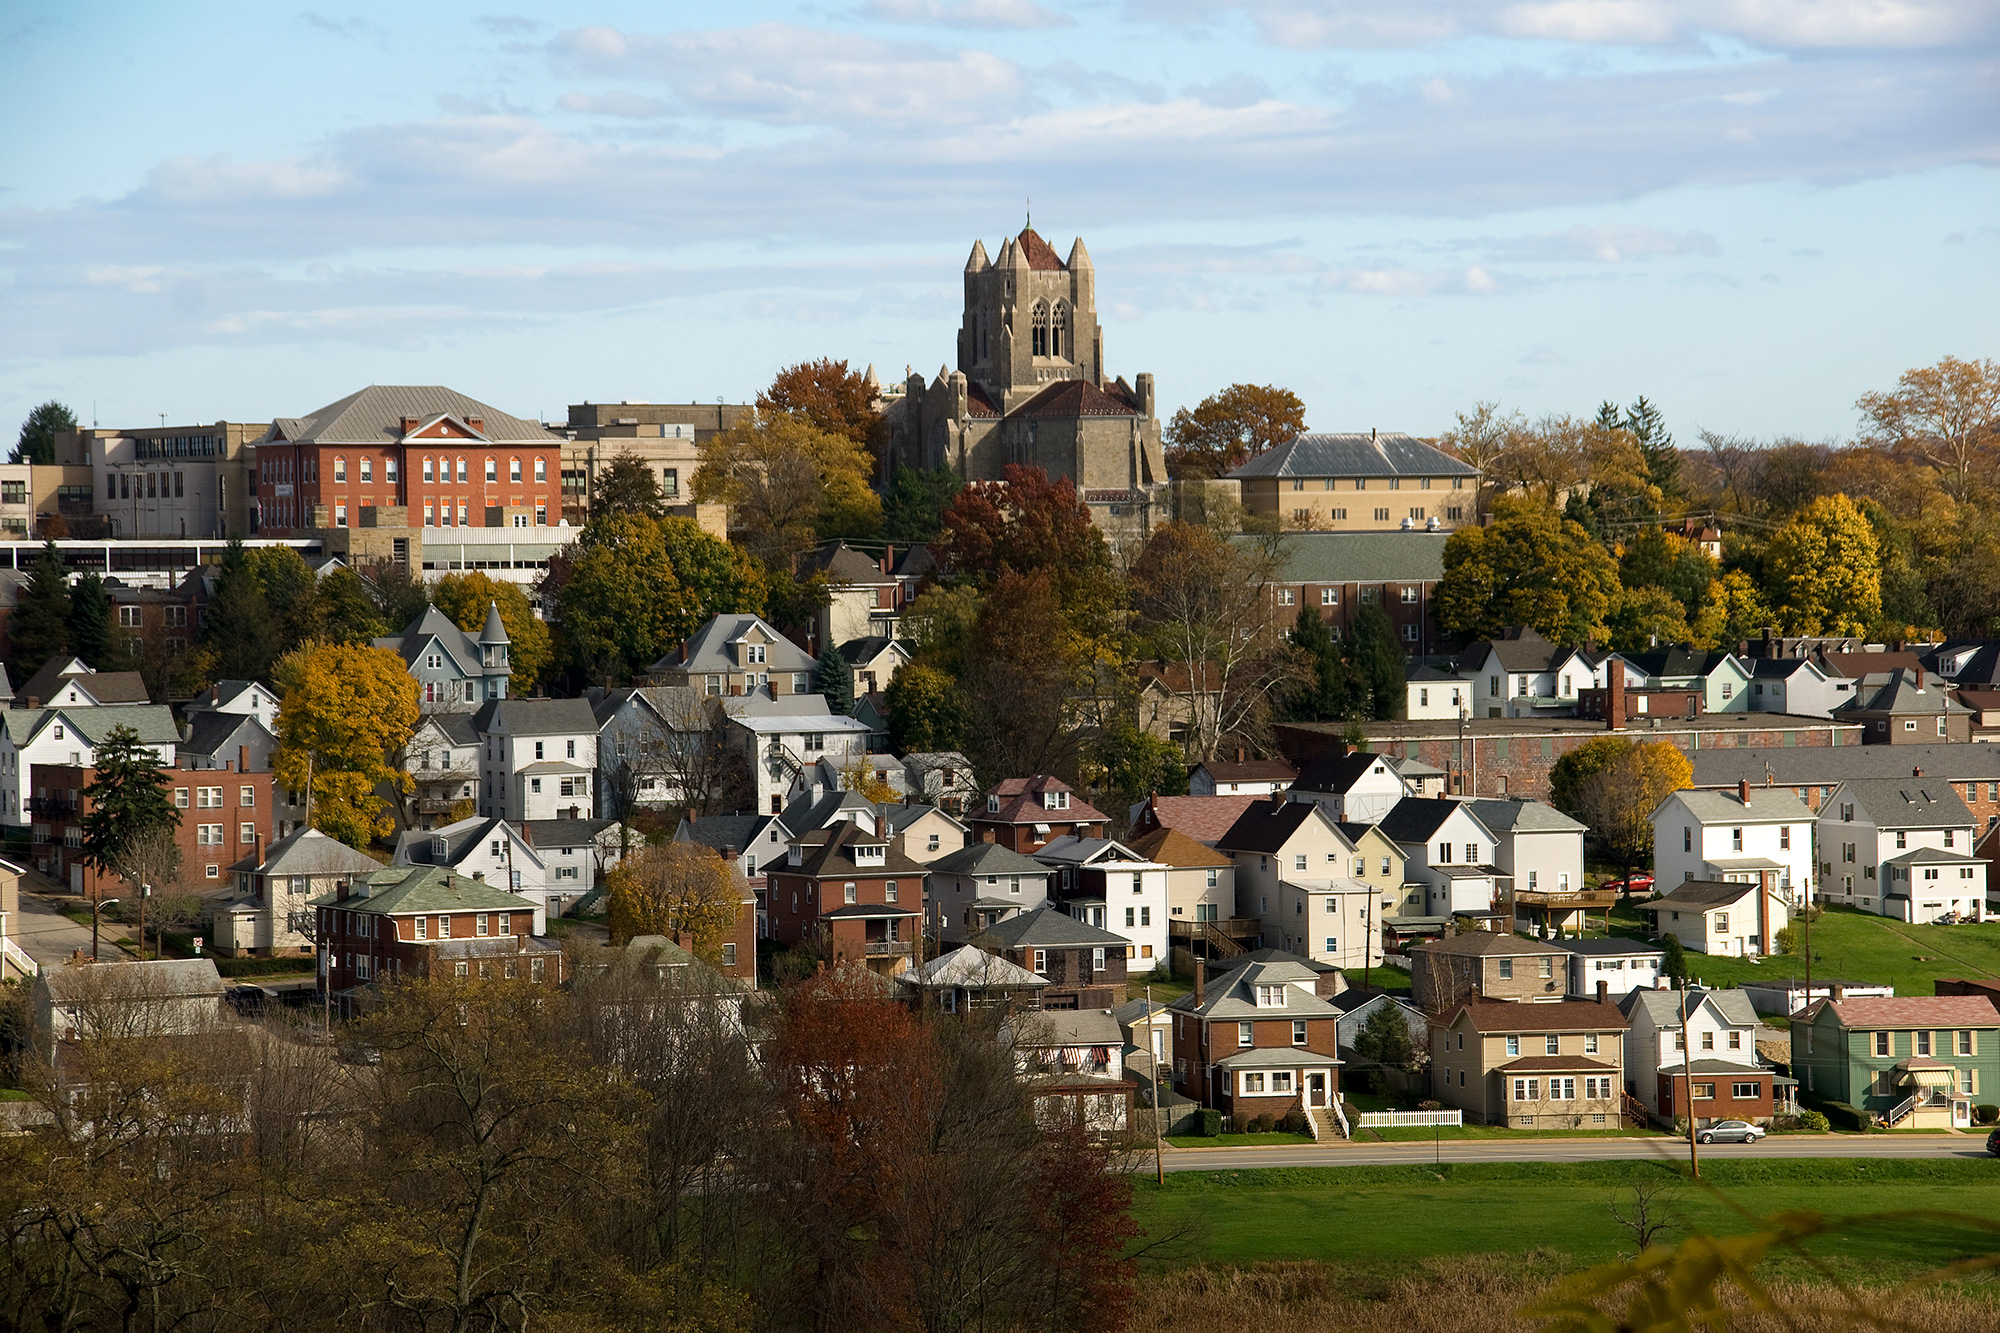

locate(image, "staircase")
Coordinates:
1201 922 1247 958
1885 1092 1920 1128
1621 1092 1651 1128
1315 1105 1349 1140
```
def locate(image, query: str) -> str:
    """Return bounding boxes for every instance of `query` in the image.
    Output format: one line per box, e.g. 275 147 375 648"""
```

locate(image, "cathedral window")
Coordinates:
1031 301 1050 356
1051 302 1069 359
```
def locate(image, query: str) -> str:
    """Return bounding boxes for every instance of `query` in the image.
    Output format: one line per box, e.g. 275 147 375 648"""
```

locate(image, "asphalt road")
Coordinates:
12 887 106 970
1155 1134 1993 1171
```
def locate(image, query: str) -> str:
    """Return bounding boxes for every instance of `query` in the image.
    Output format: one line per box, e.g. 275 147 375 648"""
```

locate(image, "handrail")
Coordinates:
1885 1092 1920 1127
1 937 38 978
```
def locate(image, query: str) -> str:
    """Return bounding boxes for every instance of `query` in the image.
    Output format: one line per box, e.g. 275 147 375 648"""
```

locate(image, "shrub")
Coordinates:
1814 1100 1870 1133
1247 1115 1273 1134
1277 1108 1309 1135
1976 1104 1999 1126
1197 1108 1221 1137
1769 1110 1830 1134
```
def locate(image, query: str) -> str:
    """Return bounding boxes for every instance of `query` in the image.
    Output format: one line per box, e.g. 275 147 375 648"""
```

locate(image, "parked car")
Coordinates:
1602 872 1655 895
1696 1120 1766 1144
1986 1127 2000 1157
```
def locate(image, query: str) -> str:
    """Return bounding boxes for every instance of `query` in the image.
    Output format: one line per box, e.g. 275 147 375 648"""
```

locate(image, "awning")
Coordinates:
1902 1067 1957 1088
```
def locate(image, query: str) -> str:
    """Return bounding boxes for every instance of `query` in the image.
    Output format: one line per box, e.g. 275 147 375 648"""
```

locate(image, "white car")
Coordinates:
1696 1120 1766 1144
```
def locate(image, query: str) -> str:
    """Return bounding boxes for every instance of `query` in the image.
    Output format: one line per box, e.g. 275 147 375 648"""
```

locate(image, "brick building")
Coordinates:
969 775 1109 853
764 821 925 973
313 864 565 1009
32 760 276 892
1168 956 1343 1125
1245 531 1447 654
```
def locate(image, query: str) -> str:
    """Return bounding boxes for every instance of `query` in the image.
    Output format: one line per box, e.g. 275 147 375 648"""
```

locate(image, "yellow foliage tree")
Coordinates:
1765 494 1882 636
272 642 420 848
604 842 743 964
432 571 550 695
693 410 881 562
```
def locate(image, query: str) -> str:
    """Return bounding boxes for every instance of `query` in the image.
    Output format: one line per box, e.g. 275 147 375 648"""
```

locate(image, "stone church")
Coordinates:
883 226 1170 527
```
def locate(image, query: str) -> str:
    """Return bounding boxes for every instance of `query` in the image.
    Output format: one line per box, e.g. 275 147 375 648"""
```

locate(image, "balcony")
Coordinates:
863 940 915 957
1512 888 1618 910
26 796 75 819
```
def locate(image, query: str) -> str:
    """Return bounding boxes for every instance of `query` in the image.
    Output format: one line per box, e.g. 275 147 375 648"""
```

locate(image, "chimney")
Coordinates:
1915 666 1925 690
1236 746 1245 763
466 417 484 432
1913 766 1923 778
1194 956 1205 1006
238 745 248 772
210 685 220 705
521 824 533 845
720 844 735 861
1738 778 1750 805
1831 983 1846 1004
1597 979 1608 1004
472 871 484 881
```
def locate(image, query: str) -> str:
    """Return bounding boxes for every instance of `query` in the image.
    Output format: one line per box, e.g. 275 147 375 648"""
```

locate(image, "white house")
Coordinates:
1554 937 1665 999
1404 665 1476 721
1815 777 1985 923
1746 656 1845 719
404 712 481 831
1619 987 1766 1124
1288 750 1407 824
1468 798 1588 935
1650 781 1814 898
1214 798 1380 973
522 816 623 908
1 705 178 827
1643 877 1790 957
14 658 151 710
389 815 553 928
1188 755 1296 797
184 678 282 726
211 827 384 956
472 697 599 823
1034 836 1171 970
1457 629 1613 719
730 695 871 816
1377 796 1505 919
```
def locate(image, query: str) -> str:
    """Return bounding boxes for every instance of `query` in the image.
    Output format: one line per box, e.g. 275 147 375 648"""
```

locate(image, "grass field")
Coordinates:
1577 901 2000 998
1165 1132 1315 1148
1131 1158 2000 1284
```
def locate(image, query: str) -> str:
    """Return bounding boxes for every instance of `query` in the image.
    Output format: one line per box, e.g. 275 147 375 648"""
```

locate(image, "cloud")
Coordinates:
1474 224 1722 262
548 22 1027 127
478 15 544 36
1519 343 1566 364
298 11 387 44
1185 73 1272 108
557 91 675 118
861 0 1073 29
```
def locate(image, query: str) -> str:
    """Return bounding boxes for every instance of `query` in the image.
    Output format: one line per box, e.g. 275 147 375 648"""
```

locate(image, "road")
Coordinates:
10 885 116 971
1156 1134 1991 1171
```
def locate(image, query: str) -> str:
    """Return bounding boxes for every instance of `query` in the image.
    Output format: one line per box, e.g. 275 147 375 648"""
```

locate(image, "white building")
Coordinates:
472 698 599 823
732 695 871 816
1619 987 1765 1122
1035 835 1171 970
1815 777 1985 923
1 704 177 827
1554 937 1665 999
1377 797 1505 919
1643 877 1790 957
389 815 553 927
1287 750 1407 824
1469 798 1589 934
1214 798 1380 973
1650 781 1814 898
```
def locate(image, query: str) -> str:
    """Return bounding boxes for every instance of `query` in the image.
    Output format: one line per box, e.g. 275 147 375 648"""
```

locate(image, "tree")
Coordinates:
1284 605 1360 722
203 537 277 681
658 516 767 625
814 642 855 714
593 452 668 520
1608 586 1694 653
881 464 962 543
66 571 117 670
1348 605 1405 721
961 570 1085 784
272 642 419 847
1692 569 1773 649
1353 1003 1418 1076
694 411 881 563
1090 721 1188 813
79 725 179 887
899 583 983 678
1551 737 1691 873
1660 932 1688 987
1435 496 1622 645
10 542 71 681
884 663 968 754
314 566 386 645
248 544 325 658
361 556 431 633
1623 395 1682 500
604 842 743 963
12 400 76 466
1618 528 1715 620
759 357 882 448
434 571 550 695
1764 494 1882 636
1857 355 2000 501
939 464 1120 636
1163 383 1307 479
551 512 689 685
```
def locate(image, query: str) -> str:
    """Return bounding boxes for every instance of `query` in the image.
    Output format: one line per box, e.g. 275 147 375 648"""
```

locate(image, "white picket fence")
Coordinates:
1355 1109 1462 1128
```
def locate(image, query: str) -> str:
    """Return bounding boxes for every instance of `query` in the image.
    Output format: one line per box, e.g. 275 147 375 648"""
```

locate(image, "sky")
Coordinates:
1 0 1995 445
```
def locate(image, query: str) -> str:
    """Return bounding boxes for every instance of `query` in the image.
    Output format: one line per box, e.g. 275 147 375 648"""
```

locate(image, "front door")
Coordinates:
1307 1072 1327 1108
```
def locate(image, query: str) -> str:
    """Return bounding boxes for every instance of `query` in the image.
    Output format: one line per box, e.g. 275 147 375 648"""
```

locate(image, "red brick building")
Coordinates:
764 821 924 973
968 775 1108 853
1167 956 1342 1125
314 864 565 1009
32 760 276 892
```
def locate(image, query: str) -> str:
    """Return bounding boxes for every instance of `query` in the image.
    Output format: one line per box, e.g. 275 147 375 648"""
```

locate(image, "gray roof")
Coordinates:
1689 743 2000 789
18 659 150 706
1378 796 1492 845
393 816 518 869
1837 668 1970 717
182 710 274 759
1226 431 1475 481
34 704 179 747
650 614 815 676
977 905 1129 950
39 957 224 1002
1825 778 1974 830
1015 1009 1123 1047
523 817 614 850
1882 844 1983 866
912 944 1048 990
1467 798 1585 835
374 605 487 675
780 789 877 832
677 812 786 856
929 841 1052 877
416 712 481 746
232 826 384 877
1414 931 1565 959
1553 937 1664 958
472 697 598 737
1664 787 1812 825
1168 958 1339 1020
1464 627 1564 674
266 384 561 445
1620 987 1759 1029
1213 1045 1342 1070
1646 879 1764 910
1238 531 1449 586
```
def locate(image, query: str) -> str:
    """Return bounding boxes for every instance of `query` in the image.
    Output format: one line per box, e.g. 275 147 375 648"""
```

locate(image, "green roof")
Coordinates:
309 863 533 914
1234 532 1449 586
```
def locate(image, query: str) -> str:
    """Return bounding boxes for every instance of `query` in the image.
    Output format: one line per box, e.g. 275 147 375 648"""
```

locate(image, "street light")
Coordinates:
91 898 121 962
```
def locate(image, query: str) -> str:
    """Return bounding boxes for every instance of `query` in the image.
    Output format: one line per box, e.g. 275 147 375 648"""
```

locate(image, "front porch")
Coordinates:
818 904 921 973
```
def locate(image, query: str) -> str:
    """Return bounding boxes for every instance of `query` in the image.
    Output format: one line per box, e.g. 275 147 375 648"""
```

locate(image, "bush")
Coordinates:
1246 1115 1273 1134
1277 1108 1309 1135
1197 1108 1222 1137
1976 1104 1999 1126
1815 1100 1871 1133
1769 1110 1830 1133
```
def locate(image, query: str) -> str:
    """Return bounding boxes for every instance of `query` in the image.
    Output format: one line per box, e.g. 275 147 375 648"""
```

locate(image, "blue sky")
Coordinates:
2 0 1994 443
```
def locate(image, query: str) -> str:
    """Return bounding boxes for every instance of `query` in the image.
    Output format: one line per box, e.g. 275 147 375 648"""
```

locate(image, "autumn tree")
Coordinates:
604 842 743 963
1435 496 1622 645
1163 382 1306 479
1608 586 1693 653
593 451 668 519
695 410 881 564
1549 737 1691 875
12 400 75 465
1857 355 2000 501
1764 493 1882 636
1089 721 1188 813
433 571 550 694
939 464 1120 636
759 357 882 448
272 641 419 846
1692 569 1774 649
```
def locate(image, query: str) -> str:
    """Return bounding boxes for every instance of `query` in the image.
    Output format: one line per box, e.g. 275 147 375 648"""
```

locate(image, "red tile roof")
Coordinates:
1016 227 1064 271
1495 1055 1621 1073
1125 824 1233 870
1822 996 2000 1028
966 381 1002 418
1131 795 1259 845
1009 380 1139 419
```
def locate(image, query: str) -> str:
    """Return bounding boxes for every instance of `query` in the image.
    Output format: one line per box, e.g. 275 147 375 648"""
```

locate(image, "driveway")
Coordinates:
1156 1133 1987 1172
10 883 123 971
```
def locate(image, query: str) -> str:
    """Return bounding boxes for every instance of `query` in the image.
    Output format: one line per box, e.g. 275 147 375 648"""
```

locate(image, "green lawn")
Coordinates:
1578 901 2000 997
1165 1132 1316 1148
1132 1159 2000 1284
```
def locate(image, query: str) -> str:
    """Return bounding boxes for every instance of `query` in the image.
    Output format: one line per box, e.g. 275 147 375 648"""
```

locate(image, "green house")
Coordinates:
1790 994 1999 1128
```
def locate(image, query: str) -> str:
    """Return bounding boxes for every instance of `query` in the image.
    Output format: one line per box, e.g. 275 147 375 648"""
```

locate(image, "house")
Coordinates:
590 685 714 810
1377 796 1505 921
29 958 227 1061
835 636 908 697
1621 988 1774 1127
1642 877 1790 958
403 712 480 830
1216 796 1380 973
210 827 384 957
472 697 598 823
1010 1008 1132 1133
1457 628 1609 719
312 864 567 1012
389 816 556 923
798 543 903 652
1735 978 1896 1018
1115 994 1174 1075
179 710 278 779
1686 742 2000 827
1835 666 1973 744
1552 937 1665 999
1790 993 1999 1128
1427 995 1629 1127
13 657 151 710
1468 798 1596 936
1124 824 1239 955
371 604 512 711
902 944 1049 1014
1618 649 1754 714
183 677 282 722
32 759 276 891
1405 663 1475 721
642 612 819 697
900 751 976 813
1225 431 1477 533
675 809 789 946
777 788 881 837
1288 749 1408 824
880 801 967 865
1337 820 1416 923
763 821 924 973
1329 990 1429 1066
969 775 1109 853
1385 753 1449 798
1746 656 1845 719
1188 754 1296 797
1167 956 1344 1128
1409 931 1570 1013
1033 835 1171 968
971 906 1129 1010
730 695 872 815
1650 781 1814 898
786 752 909 810
1125 793 1258 846
1815 776 1985 923
2 704 177 827
926 841 1054 943
1247 530 1449 655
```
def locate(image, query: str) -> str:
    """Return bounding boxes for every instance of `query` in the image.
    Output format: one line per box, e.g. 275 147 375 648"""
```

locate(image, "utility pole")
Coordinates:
1800 882 1813 1019
1147 983 1164 1186
1679 988 1700 1180
1363 894 1374 993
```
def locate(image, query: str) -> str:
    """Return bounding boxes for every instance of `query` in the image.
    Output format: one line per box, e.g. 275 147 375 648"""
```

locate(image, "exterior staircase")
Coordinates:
1885 1092 1921 1128
1314 1106 1349 1141
1201 922 1247 958
1621 1092 1651 1128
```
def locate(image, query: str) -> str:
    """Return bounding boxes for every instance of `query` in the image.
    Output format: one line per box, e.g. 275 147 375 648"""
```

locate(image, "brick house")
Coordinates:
312 864 566 1012
33 760 276 892
972 905 1128 1009
1167 957 1343 1127
1428 995 1629 1127
1790 993 1999 1128
969 775 1108 853
763 820 924 973
1409 930 1568 1013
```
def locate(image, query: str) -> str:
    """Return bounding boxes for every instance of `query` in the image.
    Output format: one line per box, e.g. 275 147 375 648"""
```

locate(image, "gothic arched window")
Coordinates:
1031 301 1049 356
1051 302 1069 360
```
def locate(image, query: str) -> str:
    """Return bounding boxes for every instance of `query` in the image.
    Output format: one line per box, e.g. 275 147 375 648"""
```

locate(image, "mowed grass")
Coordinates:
1584 901 2000 998
1132 1158 2000 1283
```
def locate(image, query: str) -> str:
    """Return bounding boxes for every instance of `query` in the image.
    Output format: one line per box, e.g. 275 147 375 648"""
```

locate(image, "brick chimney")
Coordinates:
1912 766 1923 778
1831 983 1845 1003
1597 979 1608 1004
1738 778 1750 805
238 745 248 773
1194 955 1205 1006
1605 679 1626 731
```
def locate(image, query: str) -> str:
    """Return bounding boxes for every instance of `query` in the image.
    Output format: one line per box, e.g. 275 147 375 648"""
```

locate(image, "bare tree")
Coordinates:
1610 1176 1682 1252
1858 355 2000 501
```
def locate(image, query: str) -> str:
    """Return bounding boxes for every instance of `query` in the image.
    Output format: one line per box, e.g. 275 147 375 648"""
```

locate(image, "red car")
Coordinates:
1602 872 1655 895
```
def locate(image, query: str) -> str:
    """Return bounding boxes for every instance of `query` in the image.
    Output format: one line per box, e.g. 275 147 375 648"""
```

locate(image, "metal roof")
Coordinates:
1237 531 1449 586
1226 431 1475 480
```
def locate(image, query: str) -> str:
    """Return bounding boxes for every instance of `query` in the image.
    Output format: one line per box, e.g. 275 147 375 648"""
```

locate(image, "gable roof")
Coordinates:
17 658 151 706
1124 824 1233 870
978 775 1108 827
39 957 225 1003
312 863 535 914
780 820 925 879
1621 649 1744 680
651 613 817 676
1132 794 1260 845
1226 432 1476 481
1827 777 1974 829
374 605 486 675
676 811 786 857
1689 743 2000 789
835 636 904 668
1620 987 1759 1028
1414 931 1565 959
32 704 180 747
1215 798 1327 855
1294 750 1401 795
1192 757 1297 784
1378 796 1491 845
182 710 274 759
1168 957 1338 1020
1646 879 1763 910
393 816 540 871
928 841 1053 877
1553 936 1664 958
231 826 383 877
265 385 560 445
1450 997 1627 1033
1663 786 1811 825
472 696 598 737
976 904 1128 950
910 944 1048 990
1463 626 1564 674
1008 379 1141 420
522 817 615 850
1466 798 1586 835
1837 667 1970 717
1812 995 2000 1028
798 543 893 585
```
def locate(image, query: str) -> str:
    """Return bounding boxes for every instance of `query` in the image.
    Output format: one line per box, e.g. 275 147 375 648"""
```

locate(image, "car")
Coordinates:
1602 872 1655 895
1987 1127 2000 1157
1696 1120 1766 1144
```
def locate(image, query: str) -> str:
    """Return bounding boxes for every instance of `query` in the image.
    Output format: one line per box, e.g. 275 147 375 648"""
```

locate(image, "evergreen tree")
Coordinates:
67 571 115 669
814 642 855 714
12 400 76 466
1660 932 1689 988
79 724 179 874
1285 605 1353 721
1623 396 1681 501
203 537 277 681
882 465 962 544
11 542 72 681
1349 605 1406 721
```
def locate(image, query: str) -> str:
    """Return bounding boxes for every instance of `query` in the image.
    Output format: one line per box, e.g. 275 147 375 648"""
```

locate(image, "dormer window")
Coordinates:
1256 984 1285 1007
746 643 766 665
988 796 1000 813
1043 790 1069 811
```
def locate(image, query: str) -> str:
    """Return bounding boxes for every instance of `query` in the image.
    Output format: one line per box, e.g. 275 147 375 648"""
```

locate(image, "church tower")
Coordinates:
958 227 1104 413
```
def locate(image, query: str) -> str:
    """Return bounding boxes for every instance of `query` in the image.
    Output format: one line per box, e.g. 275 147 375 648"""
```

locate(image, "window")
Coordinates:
1731 1082 1759 1100
1242 1072 1265 1094
1701 1030 1714 1050
1239 1022 1254 1047
1505 1035 1519 1056
1257 984 1285 1007
437 915 451 939
1091 946 1105 970
884 880 898 903
844 882 858 903
485 458 498 482
1374 507 1390 522
1731 827 1744 851
1321 588 1338 605
1545 1034 1559 1055
1916 1030 1931 1056
175 787 189 808
456 457 468 482
476 913 489 937
1294 854 1307 871
1292 1019 1308 1045
239 822 255 844
1512 1078 1539 1101
1539 957 1552 978
1904 719 1918 732
334 457 347 481
1554 1077 1575 1100
1584 1033 1599 1054
1727 1030 1741 1050
1125 907 1135 927
1714 912 1728 933
1691 1082 1715 1100
496 913 509 935
335 504 347 527
1959 1030 1974 1055
1874 1031 1891 1056
416 916 428 940
1498 959 1513 979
